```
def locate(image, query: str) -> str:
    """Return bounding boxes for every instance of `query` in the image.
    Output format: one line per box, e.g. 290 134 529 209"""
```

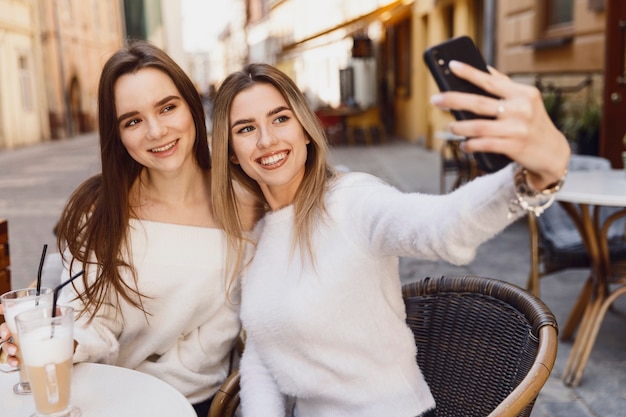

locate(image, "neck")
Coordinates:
140 164 208 205
130 163 215 227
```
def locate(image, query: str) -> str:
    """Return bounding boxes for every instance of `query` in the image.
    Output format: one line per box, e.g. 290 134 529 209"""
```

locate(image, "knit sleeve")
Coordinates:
240 339 287 417
56 255 122 365
337 165 520 265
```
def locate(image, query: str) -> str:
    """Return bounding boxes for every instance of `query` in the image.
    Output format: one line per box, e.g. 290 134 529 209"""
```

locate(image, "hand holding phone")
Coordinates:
423 36 511 173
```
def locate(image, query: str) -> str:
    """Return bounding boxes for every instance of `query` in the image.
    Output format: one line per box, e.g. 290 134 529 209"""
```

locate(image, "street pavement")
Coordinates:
1 133 625 416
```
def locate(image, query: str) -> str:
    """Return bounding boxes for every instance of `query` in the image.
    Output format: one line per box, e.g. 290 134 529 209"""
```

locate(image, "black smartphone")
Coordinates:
423 35 511 173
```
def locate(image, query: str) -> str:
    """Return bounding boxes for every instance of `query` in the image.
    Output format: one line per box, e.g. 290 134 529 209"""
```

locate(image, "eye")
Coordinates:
162 104 176 113
274 114 290 124
236 125 255 134
124 118 141 128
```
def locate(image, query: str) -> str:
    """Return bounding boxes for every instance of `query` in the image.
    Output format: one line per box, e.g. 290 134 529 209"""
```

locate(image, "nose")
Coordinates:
256 126 278 149
146 117 167 140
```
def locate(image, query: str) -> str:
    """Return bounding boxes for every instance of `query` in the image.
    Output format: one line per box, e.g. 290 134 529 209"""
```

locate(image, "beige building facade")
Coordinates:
39 0 124 139
0 0 50 149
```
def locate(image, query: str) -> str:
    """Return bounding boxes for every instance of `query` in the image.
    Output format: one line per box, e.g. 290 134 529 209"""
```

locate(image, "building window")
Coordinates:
547 0 573 26
18 55 33 111
545 0 574 32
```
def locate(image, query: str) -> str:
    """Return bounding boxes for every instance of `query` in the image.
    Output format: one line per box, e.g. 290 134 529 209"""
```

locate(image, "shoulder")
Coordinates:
332 171 388 189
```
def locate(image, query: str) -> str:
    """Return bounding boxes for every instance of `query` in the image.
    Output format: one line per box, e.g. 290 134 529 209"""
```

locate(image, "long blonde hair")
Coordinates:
211 63 336 279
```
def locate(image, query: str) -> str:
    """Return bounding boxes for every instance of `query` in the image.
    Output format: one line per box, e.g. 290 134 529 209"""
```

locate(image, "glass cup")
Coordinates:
1 287 54 395
15 305 81 417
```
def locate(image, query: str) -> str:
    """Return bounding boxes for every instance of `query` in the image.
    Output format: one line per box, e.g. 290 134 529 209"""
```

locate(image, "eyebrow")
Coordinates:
116 95 181 125
230 105 291 130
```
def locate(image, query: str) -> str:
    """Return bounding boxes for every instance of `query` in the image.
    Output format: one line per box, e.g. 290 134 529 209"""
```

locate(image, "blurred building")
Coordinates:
212 0 621 163
39 0 125 140
497 0 622 167
123 0 186 74
0 0 50 149
0 0 124 149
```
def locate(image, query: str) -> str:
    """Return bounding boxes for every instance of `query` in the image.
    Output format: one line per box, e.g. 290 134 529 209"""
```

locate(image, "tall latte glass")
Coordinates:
1 287 54 394
15 305 81 417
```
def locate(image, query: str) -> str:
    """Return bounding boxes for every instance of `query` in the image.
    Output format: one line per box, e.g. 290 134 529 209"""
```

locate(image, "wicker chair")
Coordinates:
207 369 240 417
403 275 558 417
207 275 558 417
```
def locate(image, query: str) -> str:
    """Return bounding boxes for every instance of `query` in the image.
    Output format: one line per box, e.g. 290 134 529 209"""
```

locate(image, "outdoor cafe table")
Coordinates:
555 169 626 387
1 362 196 416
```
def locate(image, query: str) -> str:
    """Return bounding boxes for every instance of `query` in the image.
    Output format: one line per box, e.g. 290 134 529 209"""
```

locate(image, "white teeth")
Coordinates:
150 140 178 152
260 152 287 166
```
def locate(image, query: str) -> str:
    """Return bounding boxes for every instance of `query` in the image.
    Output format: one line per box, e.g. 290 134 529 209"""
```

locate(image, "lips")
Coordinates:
150 139 179 153
258 151 288 166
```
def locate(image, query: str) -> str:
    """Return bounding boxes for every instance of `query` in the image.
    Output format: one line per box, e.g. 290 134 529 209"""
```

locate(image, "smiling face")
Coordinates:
114 67 196 175
229 83 310 210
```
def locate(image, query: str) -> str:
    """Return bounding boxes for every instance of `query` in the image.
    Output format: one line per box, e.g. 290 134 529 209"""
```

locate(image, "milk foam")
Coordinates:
20 326 73 366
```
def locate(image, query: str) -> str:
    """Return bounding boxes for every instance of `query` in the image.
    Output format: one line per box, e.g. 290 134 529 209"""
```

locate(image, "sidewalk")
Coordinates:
1 134 624 416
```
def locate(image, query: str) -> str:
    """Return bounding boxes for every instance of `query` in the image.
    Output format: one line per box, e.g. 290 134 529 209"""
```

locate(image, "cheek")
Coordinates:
119 131 144 160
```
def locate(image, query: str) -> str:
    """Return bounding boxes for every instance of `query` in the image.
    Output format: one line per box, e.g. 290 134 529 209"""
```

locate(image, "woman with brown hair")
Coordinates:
2 40 256 417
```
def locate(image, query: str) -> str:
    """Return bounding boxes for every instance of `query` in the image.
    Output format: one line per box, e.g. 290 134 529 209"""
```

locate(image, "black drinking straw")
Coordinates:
51 270 85 319
36 244 48 297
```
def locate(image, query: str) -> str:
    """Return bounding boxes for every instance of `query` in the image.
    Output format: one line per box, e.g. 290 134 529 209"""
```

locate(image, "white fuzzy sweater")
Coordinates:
57 220 241 404
240 166 520 417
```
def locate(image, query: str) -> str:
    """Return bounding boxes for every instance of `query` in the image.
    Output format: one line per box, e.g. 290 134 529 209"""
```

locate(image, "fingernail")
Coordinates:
0 329 6 339
430 94 443 104
9 358 18 367
449 60 462 69
7 346 16 356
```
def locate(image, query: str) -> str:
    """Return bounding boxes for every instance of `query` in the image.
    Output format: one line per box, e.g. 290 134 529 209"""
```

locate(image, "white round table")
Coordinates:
1 362 196 416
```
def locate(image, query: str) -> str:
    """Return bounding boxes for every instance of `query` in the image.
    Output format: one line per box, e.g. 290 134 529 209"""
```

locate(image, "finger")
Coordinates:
486 65 506 78
448 60 515 98
450 118 528 141
460 135 525 158
431 92 501 119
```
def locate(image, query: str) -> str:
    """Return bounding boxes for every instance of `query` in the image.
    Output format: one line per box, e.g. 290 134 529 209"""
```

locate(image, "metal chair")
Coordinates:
403 275 558 417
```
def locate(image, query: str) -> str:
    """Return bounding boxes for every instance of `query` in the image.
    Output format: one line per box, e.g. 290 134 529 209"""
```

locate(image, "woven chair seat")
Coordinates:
403 275 558 417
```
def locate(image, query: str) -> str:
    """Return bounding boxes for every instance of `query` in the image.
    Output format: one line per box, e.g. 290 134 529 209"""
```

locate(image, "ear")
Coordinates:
229 154 240 164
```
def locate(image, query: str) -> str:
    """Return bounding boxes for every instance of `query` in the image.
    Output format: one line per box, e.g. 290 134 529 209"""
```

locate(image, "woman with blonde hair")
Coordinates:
211 62 570 416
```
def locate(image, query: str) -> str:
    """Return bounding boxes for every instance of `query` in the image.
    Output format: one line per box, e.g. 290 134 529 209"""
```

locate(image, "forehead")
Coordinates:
114 67 180 113
230 83 287 117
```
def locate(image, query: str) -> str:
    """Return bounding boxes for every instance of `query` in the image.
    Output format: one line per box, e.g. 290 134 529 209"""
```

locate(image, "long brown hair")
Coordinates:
211 63 336 275
56 40 210 319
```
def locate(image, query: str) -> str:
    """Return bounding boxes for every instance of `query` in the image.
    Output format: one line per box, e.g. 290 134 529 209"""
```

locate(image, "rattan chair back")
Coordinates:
207 369 240 417
403 275 558 417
